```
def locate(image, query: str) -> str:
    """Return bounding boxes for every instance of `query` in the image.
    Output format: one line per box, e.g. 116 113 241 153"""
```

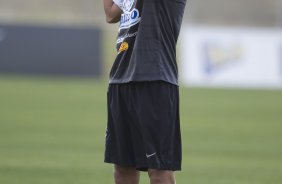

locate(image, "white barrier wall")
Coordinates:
179 26 282 88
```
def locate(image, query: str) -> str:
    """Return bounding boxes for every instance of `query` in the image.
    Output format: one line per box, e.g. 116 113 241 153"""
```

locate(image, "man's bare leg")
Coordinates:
148 169 176 184
114 165 140 184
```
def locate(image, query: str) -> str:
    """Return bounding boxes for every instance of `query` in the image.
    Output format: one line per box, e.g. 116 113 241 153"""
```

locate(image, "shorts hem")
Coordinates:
104 159 181 171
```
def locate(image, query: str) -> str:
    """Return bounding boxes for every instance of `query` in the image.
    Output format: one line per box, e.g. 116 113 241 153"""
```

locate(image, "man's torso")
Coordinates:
110 0 186 85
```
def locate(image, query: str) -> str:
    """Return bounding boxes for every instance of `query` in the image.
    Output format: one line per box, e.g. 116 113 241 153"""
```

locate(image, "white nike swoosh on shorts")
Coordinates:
146 152 156 158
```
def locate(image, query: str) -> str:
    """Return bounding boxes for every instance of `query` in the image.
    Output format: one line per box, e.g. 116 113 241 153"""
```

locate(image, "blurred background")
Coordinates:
0 0 281 184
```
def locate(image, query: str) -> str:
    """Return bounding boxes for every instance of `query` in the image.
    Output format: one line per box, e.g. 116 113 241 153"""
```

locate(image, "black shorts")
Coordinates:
104 81 182 171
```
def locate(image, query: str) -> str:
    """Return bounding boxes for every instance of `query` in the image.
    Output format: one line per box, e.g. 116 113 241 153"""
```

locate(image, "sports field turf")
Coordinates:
0 76 282 184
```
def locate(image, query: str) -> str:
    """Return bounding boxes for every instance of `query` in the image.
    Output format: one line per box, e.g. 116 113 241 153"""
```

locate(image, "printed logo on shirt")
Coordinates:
117 31 138 44
118 42 129 53
120 0 141 30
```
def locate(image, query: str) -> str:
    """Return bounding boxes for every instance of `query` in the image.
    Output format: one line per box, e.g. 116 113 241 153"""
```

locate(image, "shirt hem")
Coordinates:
109 78 179 86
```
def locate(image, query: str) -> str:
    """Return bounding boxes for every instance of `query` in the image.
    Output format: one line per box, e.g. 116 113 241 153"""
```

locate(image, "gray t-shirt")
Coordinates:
110 0 186 85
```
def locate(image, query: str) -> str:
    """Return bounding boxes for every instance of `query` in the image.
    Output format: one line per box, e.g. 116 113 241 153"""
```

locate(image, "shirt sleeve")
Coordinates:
113 0 123 10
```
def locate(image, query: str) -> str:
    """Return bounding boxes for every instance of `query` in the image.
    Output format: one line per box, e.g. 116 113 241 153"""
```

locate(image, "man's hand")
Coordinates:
103 0 122 23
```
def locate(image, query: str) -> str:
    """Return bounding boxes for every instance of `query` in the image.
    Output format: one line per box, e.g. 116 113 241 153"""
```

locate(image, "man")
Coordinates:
103 0 186 183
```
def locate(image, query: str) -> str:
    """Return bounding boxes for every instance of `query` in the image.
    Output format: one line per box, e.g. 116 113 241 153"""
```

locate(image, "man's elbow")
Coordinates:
106 16 120 24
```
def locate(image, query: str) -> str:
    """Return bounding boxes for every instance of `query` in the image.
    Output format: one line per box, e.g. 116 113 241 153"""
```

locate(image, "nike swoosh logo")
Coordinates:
146 152 156 158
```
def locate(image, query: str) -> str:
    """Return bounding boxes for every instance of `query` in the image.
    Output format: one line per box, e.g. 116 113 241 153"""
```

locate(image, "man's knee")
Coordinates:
114 165 139 184
148 169 175 184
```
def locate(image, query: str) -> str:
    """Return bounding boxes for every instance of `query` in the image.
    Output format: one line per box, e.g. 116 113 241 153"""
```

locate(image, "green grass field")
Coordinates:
0 76 282 184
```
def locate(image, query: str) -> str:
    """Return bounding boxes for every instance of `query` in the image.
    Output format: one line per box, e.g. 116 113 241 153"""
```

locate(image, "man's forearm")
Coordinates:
103 0 122 23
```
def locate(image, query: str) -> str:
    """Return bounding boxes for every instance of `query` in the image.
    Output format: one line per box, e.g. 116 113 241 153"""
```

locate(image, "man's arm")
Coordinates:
103 0 122 23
